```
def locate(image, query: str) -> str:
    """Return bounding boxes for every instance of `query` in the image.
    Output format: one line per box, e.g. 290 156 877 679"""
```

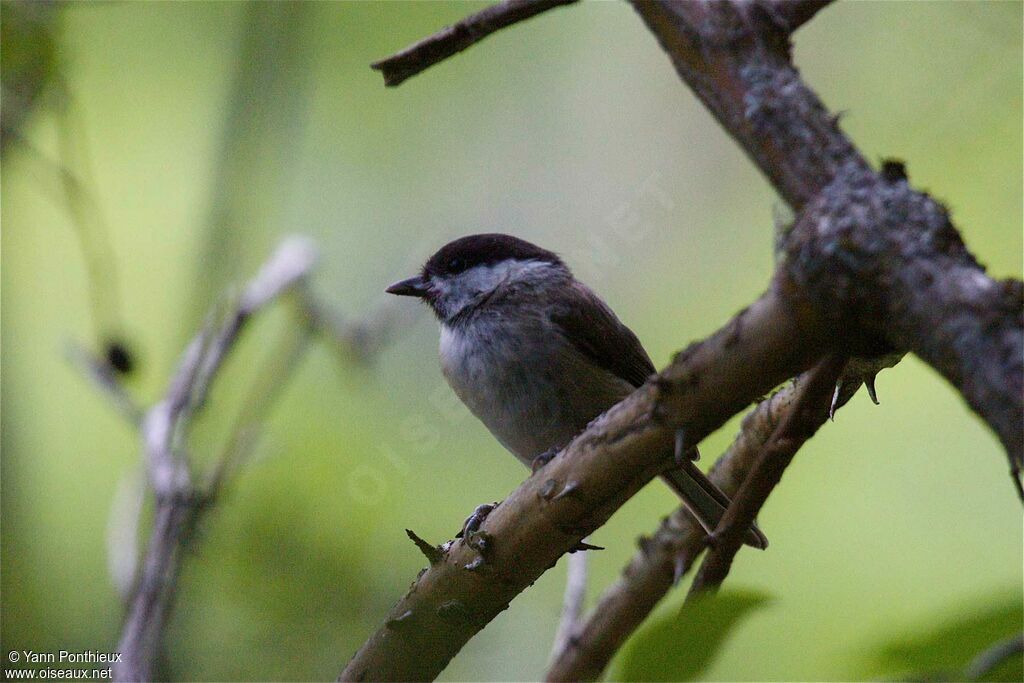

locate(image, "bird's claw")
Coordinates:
531 448 559 473
457 502 498 539
674 427 699 465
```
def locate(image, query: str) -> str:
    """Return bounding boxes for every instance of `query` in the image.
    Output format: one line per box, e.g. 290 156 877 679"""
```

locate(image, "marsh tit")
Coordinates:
387 234 766 549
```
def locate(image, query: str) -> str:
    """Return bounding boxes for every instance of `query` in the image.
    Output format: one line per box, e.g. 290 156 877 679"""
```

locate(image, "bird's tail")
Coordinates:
660 459 769 550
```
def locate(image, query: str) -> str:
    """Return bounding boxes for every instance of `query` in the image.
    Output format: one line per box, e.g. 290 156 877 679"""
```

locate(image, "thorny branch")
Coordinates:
545 357 878 681
346 0 1023 680
340 288 830 682
685 354 847 598
628 0 1023 458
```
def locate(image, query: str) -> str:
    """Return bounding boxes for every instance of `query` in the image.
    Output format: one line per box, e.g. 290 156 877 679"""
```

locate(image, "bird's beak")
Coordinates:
385 275 430 298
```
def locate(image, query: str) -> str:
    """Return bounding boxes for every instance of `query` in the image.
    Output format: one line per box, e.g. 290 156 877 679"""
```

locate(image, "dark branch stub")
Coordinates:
371 0 579 86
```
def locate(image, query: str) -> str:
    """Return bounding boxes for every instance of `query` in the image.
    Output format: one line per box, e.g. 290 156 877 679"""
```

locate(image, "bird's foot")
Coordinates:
531 447 559 473
674 427 700 466
456 502 499 539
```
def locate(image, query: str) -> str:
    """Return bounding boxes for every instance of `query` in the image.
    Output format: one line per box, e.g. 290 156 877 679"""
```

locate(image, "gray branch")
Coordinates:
113 237 316 682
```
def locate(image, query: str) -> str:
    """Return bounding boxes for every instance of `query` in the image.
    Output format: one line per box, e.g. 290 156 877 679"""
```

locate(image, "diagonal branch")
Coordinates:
545 356 885 681
347 0 1022 680
630 0 854 210
371 0 579 87
339 286 831 681
630 0 1022 466
686 353 847 598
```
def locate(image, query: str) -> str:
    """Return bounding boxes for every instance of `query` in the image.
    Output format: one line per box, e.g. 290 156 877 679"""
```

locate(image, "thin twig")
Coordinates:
549 549 588 665
686 354 847 599
295 284 408 364
66 342 144 426
964 633 1023 681
205 315 314 502
113 237 316 683
371 0 579 87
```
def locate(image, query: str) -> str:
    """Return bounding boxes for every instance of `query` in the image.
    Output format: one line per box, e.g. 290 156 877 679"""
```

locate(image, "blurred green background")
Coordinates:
2 1 1021 681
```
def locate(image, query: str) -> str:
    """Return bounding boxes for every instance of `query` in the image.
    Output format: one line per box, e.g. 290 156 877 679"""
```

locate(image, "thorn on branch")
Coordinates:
829 381 841 421
386 609 415 631
406 529 445 565
437 600 472 623
880 158 908 183
568 541 604 553
552 481 580 501
864 374 880 405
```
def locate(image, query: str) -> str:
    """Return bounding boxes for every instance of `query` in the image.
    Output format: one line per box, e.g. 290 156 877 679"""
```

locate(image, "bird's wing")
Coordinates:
549 282 656 388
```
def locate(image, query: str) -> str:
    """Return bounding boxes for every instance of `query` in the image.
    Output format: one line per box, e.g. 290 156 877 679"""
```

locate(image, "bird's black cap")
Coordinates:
422 234 562 279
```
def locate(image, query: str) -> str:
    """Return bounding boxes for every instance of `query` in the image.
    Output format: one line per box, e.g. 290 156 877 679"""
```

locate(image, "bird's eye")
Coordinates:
448 258 463 272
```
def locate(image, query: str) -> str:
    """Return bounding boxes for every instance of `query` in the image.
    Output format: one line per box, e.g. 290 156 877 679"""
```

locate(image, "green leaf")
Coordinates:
864 591 1023 681
614 588 772 682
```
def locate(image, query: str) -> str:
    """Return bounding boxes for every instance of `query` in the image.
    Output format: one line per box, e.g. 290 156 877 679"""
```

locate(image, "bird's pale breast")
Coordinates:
439 315 634 466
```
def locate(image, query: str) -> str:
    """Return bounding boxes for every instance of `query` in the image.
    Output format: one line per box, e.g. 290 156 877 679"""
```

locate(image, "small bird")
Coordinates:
387 234 766 548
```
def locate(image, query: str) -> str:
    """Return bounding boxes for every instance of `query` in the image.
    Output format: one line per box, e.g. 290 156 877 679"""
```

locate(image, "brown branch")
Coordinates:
630 0 853 210
629 0 1022 467
371 0 578 86
339 287 831 682
686 354 847 598
545 357 882 681
348 0 1022 679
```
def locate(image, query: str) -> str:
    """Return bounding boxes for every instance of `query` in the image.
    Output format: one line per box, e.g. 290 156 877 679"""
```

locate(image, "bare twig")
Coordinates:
113 237 316 683
964 633 1024 681
686 354 847 598
549 549 588 665
371 0 579 87
296 284 408 364
66 342 144 426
